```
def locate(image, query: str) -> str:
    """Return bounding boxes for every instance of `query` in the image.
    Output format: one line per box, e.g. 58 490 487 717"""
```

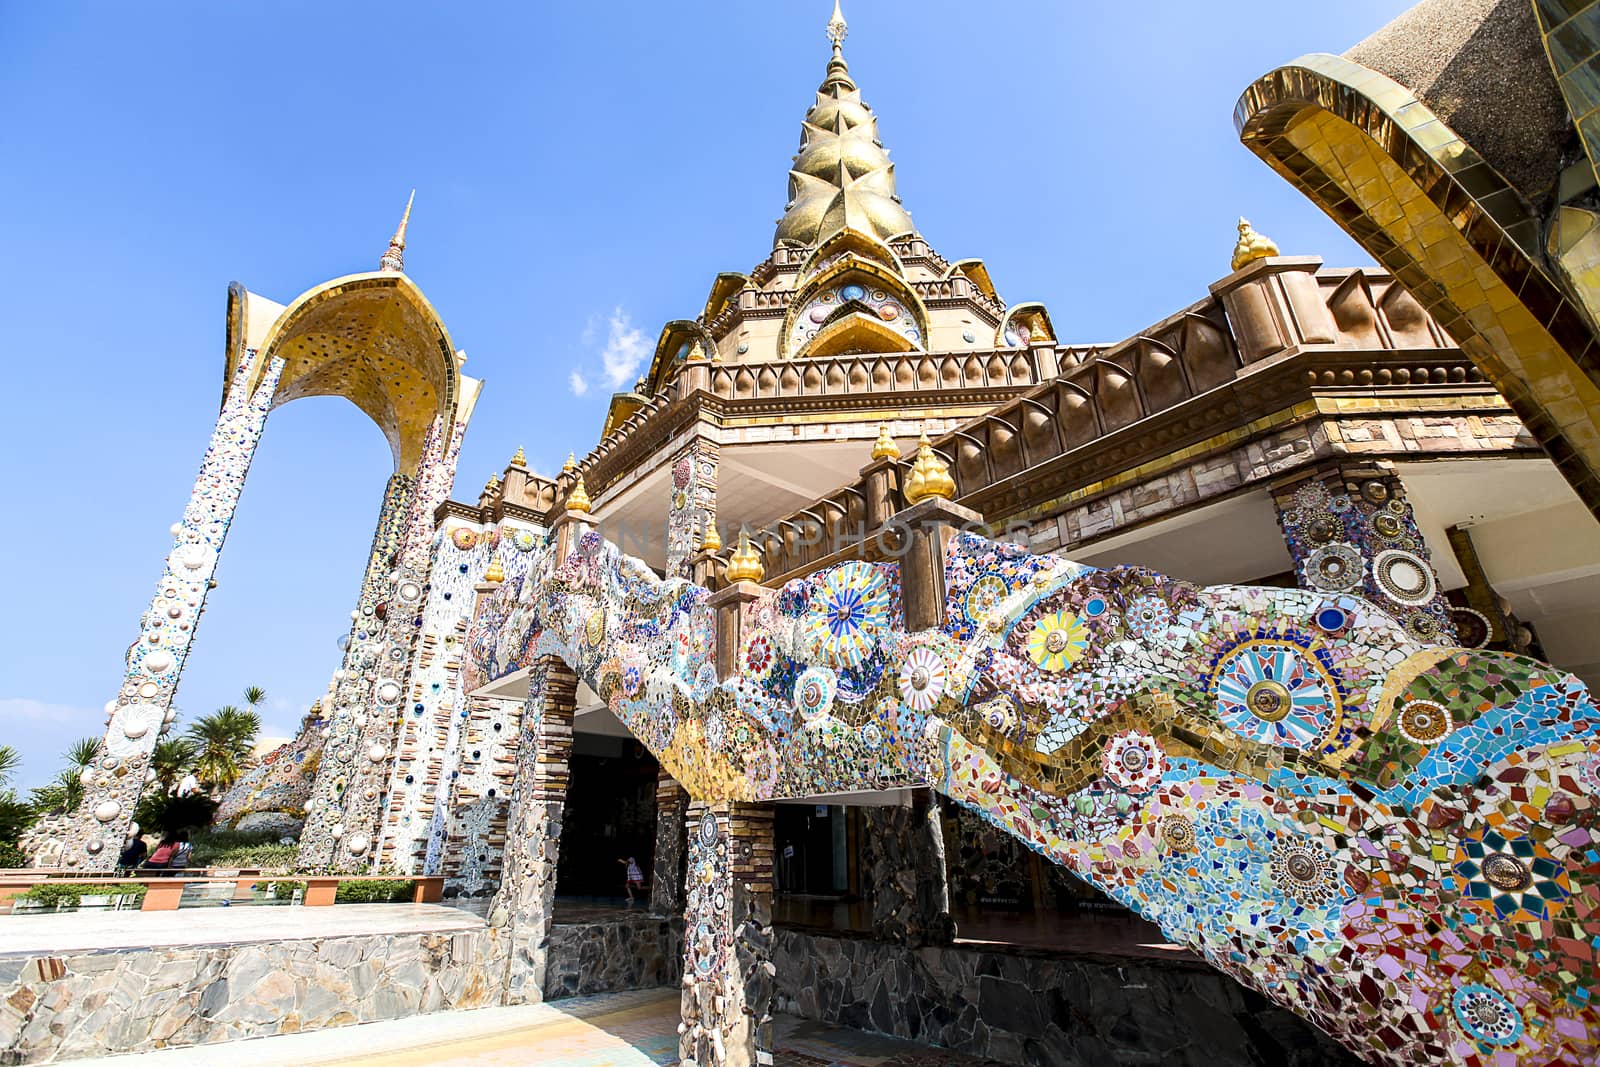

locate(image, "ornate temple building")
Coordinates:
12 4 1600 1066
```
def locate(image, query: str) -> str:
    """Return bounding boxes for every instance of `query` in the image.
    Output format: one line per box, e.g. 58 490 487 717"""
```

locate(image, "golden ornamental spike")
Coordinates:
870 422 901 461
483 472 502 497
566 473 592 514
379 189 415 273
904 428 956 504
509 445 527 468
563 452 577 473
725 529 765 583
826 0 848 48
483 555 505 584
700 520 723 553
1231 217 1279 272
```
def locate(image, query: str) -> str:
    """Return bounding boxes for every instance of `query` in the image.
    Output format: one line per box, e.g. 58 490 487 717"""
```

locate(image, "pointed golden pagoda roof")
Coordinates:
774 2 914 248
379 190 415 273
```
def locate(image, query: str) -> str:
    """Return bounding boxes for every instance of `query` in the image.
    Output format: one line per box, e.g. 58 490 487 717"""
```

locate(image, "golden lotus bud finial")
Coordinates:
700 520 723 553
903 427 956 504
1231 217 1280 272
509 445 526 468
483 555 505 584
378 189 415 273
725 529 765 584
483 472 501 496
565 472 592 514
871 422 901 461
562 452 577 473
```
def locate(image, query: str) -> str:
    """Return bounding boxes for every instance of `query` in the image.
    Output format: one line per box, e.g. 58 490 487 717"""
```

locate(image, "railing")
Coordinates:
0 872 445 912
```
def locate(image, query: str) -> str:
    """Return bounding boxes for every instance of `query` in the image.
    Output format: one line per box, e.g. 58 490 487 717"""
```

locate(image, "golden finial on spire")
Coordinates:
903 427 956 504
483 472 502 497
700 519 723 553
483 555 505 584
563 452 577 473
565 472 592 514
826 0 848 49
870 422 901 461
1231 217 1280 272
509 445 527 468
379 189 415 273
725 529 765 584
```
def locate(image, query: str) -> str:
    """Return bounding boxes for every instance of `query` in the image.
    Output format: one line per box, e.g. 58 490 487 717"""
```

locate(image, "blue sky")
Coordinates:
0 0 1413 789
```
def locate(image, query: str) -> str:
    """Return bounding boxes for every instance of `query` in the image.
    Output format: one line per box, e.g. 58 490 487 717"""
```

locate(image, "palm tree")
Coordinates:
0 745 18 789
243 685 266 714
186 706 260 791
66 738 100 773
30 738 104 814
149 738 197 793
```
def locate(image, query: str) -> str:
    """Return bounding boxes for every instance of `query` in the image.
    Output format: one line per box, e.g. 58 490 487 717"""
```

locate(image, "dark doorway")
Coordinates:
774 804 848 896
554 732 659 900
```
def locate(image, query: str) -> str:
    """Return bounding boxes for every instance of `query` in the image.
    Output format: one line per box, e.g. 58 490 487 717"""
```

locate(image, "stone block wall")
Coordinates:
0 928 503 1064
773 929 1358 1067
541 916 682 1000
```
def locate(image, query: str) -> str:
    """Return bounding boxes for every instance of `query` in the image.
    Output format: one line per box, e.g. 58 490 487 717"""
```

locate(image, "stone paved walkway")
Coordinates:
66 987 1006 1066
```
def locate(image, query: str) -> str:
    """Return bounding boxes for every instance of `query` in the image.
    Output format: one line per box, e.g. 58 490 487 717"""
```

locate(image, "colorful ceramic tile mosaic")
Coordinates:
467 523 1600 1066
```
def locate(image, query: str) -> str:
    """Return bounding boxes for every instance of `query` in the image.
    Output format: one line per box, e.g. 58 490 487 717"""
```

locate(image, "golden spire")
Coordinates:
565 473 592 514
774 2 914 248
870 422 901 460
509 445 527 469
563 452 577 473
483 555 505 584
1231 217 1279 272
379 189 415 273
700 520 722 552
483 472 501 496
903 428 956 504
725 529 765 583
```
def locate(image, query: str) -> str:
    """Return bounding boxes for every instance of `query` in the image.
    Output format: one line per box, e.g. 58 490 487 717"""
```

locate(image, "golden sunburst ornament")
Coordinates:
1025 611 1089 672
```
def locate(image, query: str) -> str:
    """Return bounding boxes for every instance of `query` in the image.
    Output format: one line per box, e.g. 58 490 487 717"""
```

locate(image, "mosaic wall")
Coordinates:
787 279 925 354
211 706 325 834
1276 469 1458 646
44 349 285 870
377 517 540 873
468 522 1600 1066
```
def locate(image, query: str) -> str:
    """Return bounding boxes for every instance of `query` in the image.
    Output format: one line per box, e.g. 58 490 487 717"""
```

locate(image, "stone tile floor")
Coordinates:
66 987 1005 1066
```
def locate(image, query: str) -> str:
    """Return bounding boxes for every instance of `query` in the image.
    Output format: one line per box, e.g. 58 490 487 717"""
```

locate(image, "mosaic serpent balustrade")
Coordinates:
464 522 1600 1067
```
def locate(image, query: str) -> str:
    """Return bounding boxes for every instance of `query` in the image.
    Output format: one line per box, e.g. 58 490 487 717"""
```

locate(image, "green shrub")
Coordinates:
270 880 306 901
205 843 299 870
335 879 414 904
22 881 149 908
0 841 25 869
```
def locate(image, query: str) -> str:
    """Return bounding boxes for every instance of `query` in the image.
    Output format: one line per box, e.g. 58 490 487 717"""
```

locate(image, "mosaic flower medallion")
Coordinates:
1025 611 1088 672
1371 548 1436 606
1395 699 1451 745
1304 542 1363 593
1451 984 1523 1047
1213 641 1338 747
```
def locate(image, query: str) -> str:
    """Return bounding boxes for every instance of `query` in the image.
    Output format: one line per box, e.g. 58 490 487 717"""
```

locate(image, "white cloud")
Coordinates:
0 697 94 724
600 307 648 388
568 370 590 396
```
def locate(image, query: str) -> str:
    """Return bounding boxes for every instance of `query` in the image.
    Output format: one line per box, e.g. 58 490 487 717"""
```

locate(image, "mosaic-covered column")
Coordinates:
51 348 284 870
1274 463 1457 645
491 658 577 1004
859 789 955 947
680 801 775 1067
436 693 526 894
667 436 719 579
298 412 468 869
650 770 689 915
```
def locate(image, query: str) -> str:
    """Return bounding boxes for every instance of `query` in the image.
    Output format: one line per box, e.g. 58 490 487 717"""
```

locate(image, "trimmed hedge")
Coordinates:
271 880 306 901
335 879 414 904
0 841 24 869
23 882 148 907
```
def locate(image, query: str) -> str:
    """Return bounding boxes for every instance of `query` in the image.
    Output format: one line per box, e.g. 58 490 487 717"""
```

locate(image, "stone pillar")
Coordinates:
650 770 689 915
1273 462 1457 645
53 348 285 870
491 657 577 1004
667 436 719 579
859 790 956 946
438 693 526 895
300 411 469 869
680 802 776 1067
1210 255 1338 368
